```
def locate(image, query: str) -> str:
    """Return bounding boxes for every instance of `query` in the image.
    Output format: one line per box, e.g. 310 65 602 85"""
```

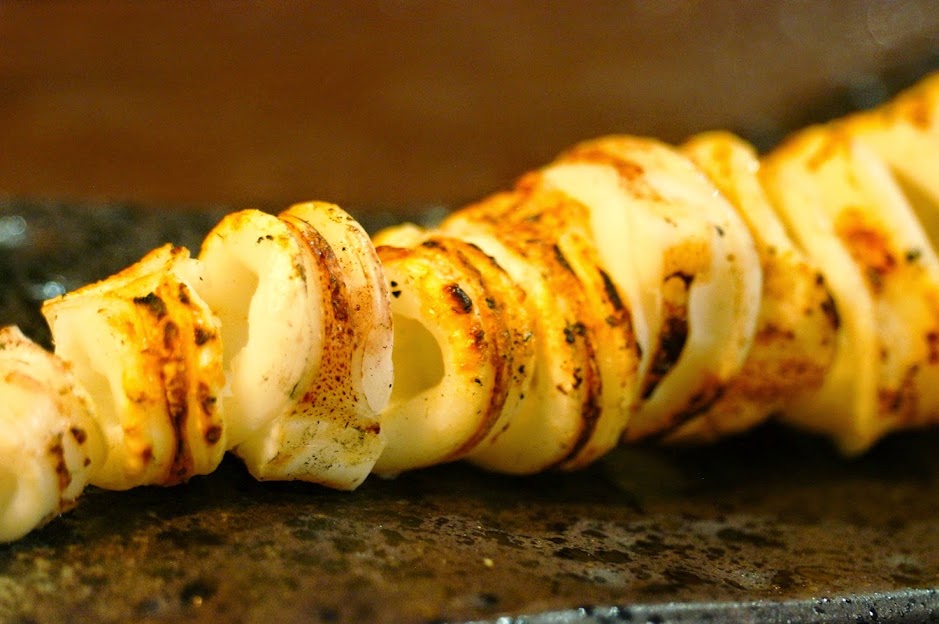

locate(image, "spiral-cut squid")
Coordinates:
372 134 818 473
2 72 939 542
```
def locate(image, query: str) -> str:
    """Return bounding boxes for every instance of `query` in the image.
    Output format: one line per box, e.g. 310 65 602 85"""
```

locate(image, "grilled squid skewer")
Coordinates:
0 327 105 542
5 72 939 544
373 136 766 475
370 77 939 464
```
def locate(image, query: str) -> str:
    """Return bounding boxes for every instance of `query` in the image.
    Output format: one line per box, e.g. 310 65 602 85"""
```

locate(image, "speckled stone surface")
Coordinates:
1 201 938 623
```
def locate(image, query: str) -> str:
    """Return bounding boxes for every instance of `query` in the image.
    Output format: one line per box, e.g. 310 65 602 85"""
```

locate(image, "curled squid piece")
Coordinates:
0 327 105 542
42 245 226 490
192 205 392 490
673 132 838 442
543 137 763 441
371 226 535 476
426 214 584 475
761 124 939 453
439 184 640 473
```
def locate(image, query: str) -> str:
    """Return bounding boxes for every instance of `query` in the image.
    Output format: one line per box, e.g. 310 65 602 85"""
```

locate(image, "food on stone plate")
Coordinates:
1 72 937 542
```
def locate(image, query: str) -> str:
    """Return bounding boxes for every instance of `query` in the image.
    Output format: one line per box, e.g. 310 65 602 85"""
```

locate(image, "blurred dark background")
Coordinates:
1 0 938 212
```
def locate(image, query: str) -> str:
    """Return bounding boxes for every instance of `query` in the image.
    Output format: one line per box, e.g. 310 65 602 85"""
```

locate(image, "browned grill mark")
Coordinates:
443 186 612 468
152 296 196 485
553 244 574 273
667 271 694 287
194 326 214 346
168 402 191 481
648 385 726 442
204 425 222 445
163 321 180 350
820 293 841 332
559 145 666 200
361 422 381 436
452 339 512 455
163 362 193 484
288 216 352 328
197 382 216 416
444 283 474 314
48 437 70 493
571 367 584 390
454 241 526 457
509 189 608 468
563 321 586 345
598 265 640 365
433 236 531 458
835 208 897 295
177 282 191 305
928 332 939 365
598 268 624 311
755 323 796 344
133 292 167 319
551 334 603 469
878 365 920 419
642 316 689 400
70 427 87 445
640 270 693 399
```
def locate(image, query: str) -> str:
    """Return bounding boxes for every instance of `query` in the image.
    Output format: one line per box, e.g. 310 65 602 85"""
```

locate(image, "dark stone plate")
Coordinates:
1 200 938 624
